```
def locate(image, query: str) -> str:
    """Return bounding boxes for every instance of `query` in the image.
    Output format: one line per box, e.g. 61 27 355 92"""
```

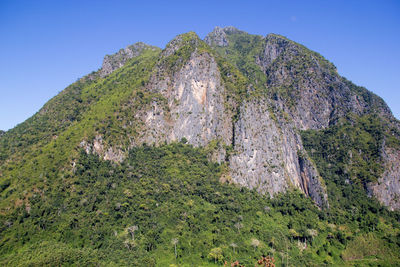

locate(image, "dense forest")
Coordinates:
1 142 399 266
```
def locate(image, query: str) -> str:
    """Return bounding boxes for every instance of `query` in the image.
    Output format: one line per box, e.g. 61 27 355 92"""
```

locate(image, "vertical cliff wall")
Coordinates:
79 27 399 210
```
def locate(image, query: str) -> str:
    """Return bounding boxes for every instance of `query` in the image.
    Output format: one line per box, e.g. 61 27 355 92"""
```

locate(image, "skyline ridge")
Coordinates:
1 0 399 130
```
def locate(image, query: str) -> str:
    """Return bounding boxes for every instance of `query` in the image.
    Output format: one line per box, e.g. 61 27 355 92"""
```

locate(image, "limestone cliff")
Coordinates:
120 32 329 207
203 26 398 209
229 99 327 207
258 33 391 130
368 147 400 211
82 27 398 210
133 33 232 164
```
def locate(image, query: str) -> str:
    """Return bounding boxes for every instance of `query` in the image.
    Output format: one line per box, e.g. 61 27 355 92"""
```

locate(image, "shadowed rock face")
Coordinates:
229 99 328 207
368 147 400 211
258 34 391 131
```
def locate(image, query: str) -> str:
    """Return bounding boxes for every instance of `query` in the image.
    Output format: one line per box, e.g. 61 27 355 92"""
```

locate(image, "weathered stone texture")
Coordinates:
368 147 400 211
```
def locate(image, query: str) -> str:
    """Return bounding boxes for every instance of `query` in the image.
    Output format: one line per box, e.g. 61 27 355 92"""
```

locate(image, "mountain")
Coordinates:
0 27 399 266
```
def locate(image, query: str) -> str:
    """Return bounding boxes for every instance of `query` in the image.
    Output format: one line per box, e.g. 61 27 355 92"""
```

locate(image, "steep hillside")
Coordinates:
1 143 400 266
0 27 400 266
204 26 399 210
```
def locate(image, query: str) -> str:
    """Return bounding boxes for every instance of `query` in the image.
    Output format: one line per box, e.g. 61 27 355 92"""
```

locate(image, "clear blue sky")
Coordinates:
1 0 399 131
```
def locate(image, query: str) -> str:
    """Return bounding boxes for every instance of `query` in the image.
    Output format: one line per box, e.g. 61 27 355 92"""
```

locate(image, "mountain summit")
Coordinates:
1 27 399 265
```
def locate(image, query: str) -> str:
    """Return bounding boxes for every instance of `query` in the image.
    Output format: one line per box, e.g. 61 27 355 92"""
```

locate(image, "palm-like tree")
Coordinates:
251 238 260 251
234 222 243 234
230 242 238 253
171 238 179 259
127 225 138 240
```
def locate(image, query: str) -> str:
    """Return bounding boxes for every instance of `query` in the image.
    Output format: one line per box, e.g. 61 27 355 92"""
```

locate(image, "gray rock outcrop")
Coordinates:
259 34 391 130
135 37 232 163
229 99 327 207
84 27 399 210
368 147 400 211
127 32 329 207
99 42 159 77
204 26 230 47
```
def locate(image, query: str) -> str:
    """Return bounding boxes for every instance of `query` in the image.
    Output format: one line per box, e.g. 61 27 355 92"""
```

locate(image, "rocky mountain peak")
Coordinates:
162 32 202 57
204 26 229 47
1 26 400 266
204 26 247 47
1 26 399 212
223 26 244 34
258 34 297 69
99 42 159 77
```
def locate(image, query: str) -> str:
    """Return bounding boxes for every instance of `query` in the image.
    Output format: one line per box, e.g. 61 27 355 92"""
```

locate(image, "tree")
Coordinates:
234 222 243 234
307 229 318 241
251 238 260 252
123 239 136 250
127 225 138 240
230 242 238 253
208 247 223 264
171 238 179 259
257 256 275 267
288 229 299 241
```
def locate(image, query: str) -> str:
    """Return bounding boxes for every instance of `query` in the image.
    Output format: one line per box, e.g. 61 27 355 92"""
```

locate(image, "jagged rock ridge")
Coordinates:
99 42 159 77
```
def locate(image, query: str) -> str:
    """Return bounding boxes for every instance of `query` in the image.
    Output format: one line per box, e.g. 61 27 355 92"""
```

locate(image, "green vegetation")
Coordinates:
160 32 211 76
301 114 400 265
1 143 399 266
1 29 400 266
302 114 394 186
0 77 94 164
0 47 161 211
342 77 391 115
213 31 267 98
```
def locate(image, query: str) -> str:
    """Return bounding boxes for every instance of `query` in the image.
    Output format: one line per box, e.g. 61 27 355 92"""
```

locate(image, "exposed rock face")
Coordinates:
204 26 245 47
124 33 329 207
298 153 328 208
82 27 398 210
80 135 124 162
255 32 397 209
135 48 232 163
259 34 392 131
368 147 400 211
229 99 327 207
99 42 159 77
230 100 290 195
202 27 399 209
258 34 296 70
204 26 229 47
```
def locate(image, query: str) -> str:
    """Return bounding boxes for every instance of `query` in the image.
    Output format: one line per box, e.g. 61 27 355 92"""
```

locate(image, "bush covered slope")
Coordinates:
1 143 399 266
